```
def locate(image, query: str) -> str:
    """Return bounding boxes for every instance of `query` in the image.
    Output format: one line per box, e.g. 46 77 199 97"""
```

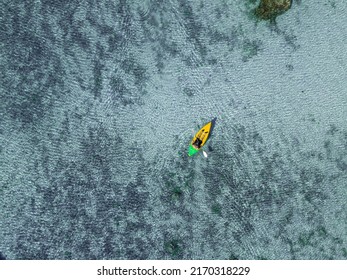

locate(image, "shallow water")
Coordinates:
0 0 346 259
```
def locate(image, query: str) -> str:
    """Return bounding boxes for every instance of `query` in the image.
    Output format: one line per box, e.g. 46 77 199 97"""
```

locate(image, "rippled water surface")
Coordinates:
0 0 346 259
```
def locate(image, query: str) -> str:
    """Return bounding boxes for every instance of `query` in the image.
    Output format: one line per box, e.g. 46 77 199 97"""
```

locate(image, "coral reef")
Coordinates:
255 0 292 20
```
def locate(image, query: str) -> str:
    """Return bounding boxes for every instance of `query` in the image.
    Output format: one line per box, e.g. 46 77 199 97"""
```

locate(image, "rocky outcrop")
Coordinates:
255 0 292 20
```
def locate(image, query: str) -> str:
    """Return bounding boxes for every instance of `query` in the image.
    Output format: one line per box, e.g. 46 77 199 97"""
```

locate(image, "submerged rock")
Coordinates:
255 0 292 20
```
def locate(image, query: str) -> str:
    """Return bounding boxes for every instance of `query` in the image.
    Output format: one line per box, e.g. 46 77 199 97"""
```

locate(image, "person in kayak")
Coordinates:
193 137 203 149
192 129 208 149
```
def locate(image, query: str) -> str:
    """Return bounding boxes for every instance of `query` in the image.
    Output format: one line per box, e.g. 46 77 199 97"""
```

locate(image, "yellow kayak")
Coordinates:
188 117 217 156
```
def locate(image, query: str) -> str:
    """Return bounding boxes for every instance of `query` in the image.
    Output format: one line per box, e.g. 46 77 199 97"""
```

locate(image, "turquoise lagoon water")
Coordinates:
0 0 346 259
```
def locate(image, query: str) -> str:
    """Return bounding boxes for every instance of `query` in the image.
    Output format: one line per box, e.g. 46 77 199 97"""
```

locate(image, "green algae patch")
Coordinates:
165 240 182 257
211 203 222 216
171 187 183 200
298 231 314 247
342 248 347 258
254 0 292 20
228 253 239 260
242 39 261 62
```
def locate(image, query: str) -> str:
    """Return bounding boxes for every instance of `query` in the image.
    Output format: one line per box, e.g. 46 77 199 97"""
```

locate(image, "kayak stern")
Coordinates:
188 144 199 156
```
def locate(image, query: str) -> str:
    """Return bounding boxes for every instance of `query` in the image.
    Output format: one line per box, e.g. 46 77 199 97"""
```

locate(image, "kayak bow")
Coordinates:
188 117 217 156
